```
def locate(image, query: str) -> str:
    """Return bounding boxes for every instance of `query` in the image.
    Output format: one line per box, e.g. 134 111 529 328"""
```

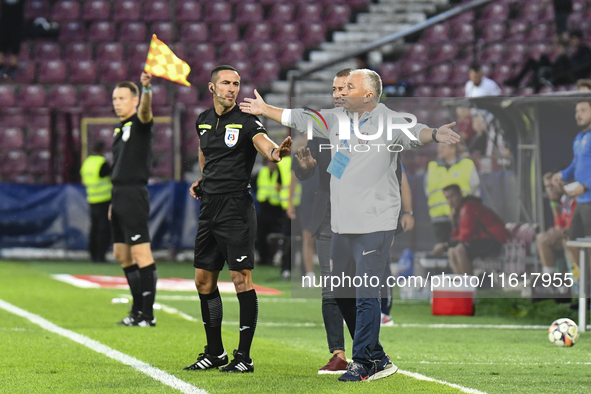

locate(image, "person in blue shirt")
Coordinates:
553 100 591 249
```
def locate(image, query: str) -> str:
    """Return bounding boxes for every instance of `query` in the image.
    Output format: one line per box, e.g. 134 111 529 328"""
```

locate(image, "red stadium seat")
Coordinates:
277 41 304 66
324 4 351 29
432 43 457 63
252 62 280 85
59 22 86 42
129 43 150 64
28 108 51 128
251 42 277 62
269 3 294 23
401 62 427 84
526 23 553 43
415 85 434 97
528 43 550 60
450 23 474 44
301 23 326 47
51 0 80 22
153 124 173 153
176 0 201 22
506 21 529 42
244 23 272 43
449 62 471 85
210 23 239 45
69 60 98 84
18 43 31 62
179 23 209 43
89 127 115 149
18 85 46 108
0 108 25 127
175 85 199 105
0 150 27 176
189 61 217 85
38 60 67 84
83 0 111 21
379 63 401 84
145 0 171 22
235 3 264 25
26 0 49 19
33 42 61 61
184 133 200 155
0 85 15 107
0 128 24 149
11 62 36 84
65 43 92 61
237 84 255 104
429 63 453 85
233 60 253 82
151 155 173 179
296 3 322 22
27 150 52 175
405 43 429 62
186 43 216 63
504 43 528 65
114 0 141 22
152 22 175 42
25 128 51 151
48 85 77 109
481 2 509 22
96 43 124 66
204 1 232 23
421 24 450 44
434 86 454 98
219 41 249 63
491 64 514 84
479 43 506 65
99 61 128 84
89 21 116 42
274 23 300 43
118 22 148 42
151 85 169 107
481 23 506 44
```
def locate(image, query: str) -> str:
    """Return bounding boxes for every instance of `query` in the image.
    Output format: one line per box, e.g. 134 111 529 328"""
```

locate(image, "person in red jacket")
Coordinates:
432 184 509 275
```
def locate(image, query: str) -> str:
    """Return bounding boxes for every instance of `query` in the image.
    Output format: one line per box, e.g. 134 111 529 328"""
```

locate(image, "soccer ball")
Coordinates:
548 318 580 347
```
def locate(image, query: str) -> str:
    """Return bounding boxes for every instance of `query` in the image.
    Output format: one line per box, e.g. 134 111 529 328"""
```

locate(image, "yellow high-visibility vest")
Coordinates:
256 166 281 206
277 157 301 210
426 158 475 218
80 155 112 204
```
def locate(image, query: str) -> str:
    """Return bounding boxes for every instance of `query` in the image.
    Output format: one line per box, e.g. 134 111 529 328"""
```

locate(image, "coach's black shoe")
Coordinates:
184 346 228 371
219 350 254 373
116 311 140 326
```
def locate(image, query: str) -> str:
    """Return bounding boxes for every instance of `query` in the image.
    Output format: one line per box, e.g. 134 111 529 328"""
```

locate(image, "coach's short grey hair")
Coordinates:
350 69 382 103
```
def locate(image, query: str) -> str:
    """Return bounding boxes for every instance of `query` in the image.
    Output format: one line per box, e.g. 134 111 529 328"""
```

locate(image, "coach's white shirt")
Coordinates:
285 104 427 235
464 76 501 98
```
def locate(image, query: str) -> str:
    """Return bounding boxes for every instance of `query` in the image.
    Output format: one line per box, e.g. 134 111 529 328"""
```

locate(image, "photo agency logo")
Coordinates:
303 108 420 153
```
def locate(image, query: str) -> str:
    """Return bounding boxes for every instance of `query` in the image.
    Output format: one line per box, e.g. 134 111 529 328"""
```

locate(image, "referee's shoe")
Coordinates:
184 346 229 370
219 350 254 373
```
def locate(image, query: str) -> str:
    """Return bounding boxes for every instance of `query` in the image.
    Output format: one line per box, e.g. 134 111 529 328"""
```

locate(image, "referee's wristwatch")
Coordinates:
403 211 414 216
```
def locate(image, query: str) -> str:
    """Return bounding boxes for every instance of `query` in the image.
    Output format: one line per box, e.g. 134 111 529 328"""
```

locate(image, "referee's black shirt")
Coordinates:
197 104 267 194
111 113 154 186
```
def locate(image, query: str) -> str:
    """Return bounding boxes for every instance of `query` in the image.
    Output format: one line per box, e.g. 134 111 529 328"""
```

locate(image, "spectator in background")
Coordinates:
425 143 480 244
455 103 476 146
464 63 501 98
255 161 283 267
80 141 112 263
569 30 591 81
0 0 26 79
537 172 577 275
543 0 572 41
577 78 591 91
432 184 509 275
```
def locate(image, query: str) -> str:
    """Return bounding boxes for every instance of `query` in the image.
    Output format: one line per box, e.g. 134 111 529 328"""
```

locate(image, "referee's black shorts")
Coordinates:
194 191 256 271
110 185 151 245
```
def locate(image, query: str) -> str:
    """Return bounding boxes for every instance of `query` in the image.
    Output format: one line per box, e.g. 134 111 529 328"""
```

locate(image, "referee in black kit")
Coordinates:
110 71 158 327
184 65 290 373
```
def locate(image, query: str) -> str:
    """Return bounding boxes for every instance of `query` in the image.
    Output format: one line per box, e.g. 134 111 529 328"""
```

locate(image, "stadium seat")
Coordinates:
504 43 528 65
301 22 326 47
89 126 115 148
432 44 457 63
0 108 25 128
151 153 173 178
96 43 124 66
401 62 427 84
129 43 150 64
18 85 46 108
415 85 434 97
38 60 67 84
347 0 372 9
114 0 141 22
490 64 514 84
296 3 322 22
184 133 200 155
99 61 128 84
48 85 77 109
145 0 171 22
69 60 98 84
274 23 300 43
252 62 280 85
429 63 453 85
0 150 27 176
481 2 509 22
219 41 249 63
204 1 232 23
506 21 529 42
26 0 50 19
277 41 304 66
379 63 400 84
186 43 216 63
0 85 15 107
176 0 201 22
450 23 475 44
179 23 209 43
26 128 51 151
151 85 169 107
59 22 86 42
324 4 351 29
65 43 92 61
526 23 553 42
251 42 277 62
89 21 116 42
235 3 264 25
479 43 506 65
118 22 148 42
528 43 550 59
269 3 295 23
423 24 451 44
11 62 36 84
33 42 61 61
28 108 51 128
153 124 173 153
405 43 429 62
83 0 111 21
481 23 506 44
27 150 51 175
233 60 253 82
434 86 454 98
244 23 272 42
51 0 80 21
175 85 199 105
210 23 239 45
0 128 24 149
189 61 217 85
237 84 255 104
448 62 471 85
18 43 31 62
152 22 175 42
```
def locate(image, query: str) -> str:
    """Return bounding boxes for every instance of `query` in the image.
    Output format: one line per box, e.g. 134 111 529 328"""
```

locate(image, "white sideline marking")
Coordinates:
154 295 311 303
52 274 101 288
398 369 487 394
0 299 207 394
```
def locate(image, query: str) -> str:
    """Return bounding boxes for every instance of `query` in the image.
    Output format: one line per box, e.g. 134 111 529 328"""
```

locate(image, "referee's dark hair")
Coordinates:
211 65 240 83
336 68 353 78
115 81 139 97
443 184 462 195
92 140 106 155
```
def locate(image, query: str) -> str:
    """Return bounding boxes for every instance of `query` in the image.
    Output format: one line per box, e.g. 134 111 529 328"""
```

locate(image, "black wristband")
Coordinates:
432 128 439 143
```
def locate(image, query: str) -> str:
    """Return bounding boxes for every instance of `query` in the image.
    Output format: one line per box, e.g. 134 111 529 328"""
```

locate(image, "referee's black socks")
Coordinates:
139 263 158 319
199 288 224 356
123 265 142 315
237 289 258 360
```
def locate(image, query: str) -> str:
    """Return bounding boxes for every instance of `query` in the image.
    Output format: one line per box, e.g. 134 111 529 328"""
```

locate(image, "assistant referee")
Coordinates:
110 72 158 327
184 65 290 373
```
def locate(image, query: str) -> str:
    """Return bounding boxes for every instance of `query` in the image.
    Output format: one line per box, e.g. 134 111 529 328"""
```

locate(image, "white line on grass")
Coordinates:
153 295 312 303
398 369 487 394
0 299 207 394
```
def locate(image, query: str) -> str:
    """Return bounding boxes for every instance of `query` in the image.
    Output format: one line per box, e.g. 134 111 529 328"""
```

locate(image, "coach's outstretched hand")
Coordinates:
295 147 317 171
435 122 461 145
272 136 292 162
240 89 265 115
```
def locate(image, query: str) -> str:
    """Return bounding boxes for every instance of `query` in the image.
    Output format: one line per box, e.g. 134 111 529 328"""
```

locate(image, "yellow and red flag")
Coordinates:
144 34 191 86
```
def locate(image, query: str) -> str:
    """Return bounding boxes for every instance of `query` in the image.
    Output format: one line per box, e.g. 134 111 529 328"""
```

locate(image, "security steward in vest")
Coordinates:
109 72 158 327
425 143 480 244
80 140 112 263
256 161 283 266
184 65 291 373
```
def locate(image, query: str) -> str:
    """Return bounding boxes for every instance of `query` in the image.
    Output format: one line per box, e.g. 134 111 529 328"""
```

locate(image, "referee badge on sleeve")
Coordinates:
225 127 239 147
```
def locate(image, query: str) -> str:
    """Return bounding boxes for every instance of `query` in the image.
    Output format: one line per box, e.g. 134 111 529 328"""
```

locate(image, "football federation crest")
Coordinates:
225 127 239 147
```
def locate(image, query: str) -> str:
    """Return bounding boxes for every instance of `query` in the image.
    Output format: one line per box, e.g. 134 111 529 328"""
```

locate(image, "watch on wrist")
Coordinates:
142 85 152 93
432 128 439 143
403 211 414 216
